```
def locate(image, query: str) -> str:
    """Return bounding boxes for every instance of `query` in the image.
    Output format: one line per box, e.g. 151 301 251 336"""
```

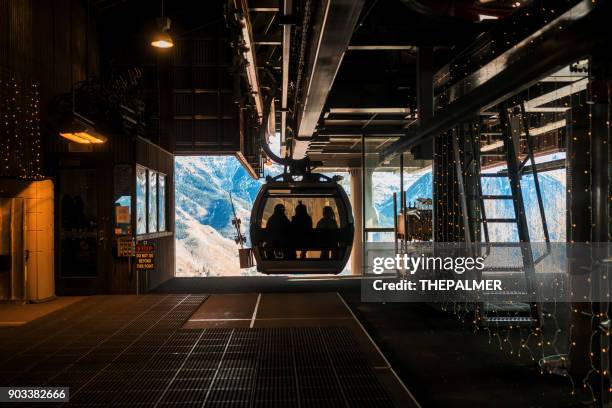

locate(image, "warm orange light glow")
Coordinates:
60 107 106 145
59 132 91 144
151 39 173 48
77 131 106 143
59 131 106 144
151 31 174 48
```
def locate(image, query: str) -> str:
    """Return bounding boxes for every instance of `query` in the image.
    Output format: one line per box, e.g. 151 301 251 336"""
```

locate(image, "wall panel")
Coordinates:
0 0 100 175
134 137 175 291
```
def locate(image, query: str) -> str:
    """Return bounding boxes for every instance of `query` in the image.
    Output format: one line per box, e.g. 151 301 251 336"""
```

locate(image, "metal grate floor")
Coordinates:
0 295 396 407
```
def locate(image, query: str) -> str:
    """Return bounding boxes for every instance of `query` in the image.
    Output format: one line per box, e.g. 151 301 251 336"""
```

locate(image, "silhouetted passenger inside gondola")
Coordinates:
266 203 292 259
291 201 312 259
316 206 338 259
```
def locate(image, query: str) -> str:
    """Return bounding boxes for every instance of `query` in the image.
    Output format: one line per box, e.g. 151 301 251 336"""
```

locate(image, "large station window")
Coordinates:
363 138 433 244
136 164 167 235
174 155 350 277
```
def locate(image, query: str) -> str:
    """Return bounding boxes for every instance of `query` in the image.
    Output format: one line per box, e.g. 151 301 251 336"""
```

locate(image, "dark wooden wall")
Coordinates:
134 137 175 292
0 0 99 86
95 0 241 156
170 35 239 154
0 0 100 176
49 134 175 295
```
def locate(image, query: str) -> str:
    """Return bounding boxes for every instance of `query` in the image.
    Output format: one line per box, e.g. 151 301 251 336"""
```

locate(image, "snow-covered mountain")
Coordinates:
480 170 566 242
175 156 265 276
479 152 566 242
373 168 433 228
175 155 349 276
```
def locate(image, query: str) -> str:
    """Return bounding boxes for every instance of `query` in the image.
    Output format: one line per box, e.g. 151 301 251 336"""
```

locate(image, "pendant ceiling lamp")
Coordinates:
151 0 173 48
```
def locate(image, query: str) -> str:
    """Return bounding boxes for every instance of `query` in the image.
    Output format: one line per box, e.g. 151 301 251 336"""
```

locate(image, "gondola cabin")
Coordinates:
250 173 354 274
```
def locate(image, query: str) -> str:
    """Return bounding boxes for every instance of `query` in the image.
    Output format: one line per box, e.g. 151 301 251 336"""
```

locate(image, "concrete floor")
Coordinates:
343 297 584 408
0 296 85 327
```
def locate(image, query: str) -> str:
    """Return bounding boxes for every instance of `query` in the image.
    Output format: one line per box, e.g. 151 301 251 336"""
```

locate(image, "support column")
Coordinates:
567 54 612 406
412 47 434 160
350 168 363 276
417 47 434 126
363 168 377 228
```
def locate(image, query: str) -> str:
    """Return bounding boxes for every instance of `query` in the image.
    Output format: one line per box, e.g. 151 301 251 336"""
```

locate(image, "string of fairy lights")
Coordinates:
438 103 610 405
0 72 42 180
430 2 611 396
569 98 612 403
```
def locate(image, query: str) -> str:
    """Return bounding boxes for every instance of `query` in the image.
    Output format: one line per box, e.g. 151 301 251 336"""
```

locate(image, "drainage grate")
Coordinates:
0 296 396 407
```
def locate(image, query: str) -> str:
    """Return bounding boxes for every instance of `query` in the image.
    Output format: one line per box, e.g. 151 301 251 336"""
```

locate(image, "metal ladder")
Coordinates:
452 102 551 327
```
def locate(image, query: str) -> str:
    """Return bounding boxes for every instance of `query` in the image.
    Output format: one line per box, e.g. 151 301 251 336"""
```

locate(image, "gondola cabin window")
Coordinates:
260 196 343 259
136 164 167 236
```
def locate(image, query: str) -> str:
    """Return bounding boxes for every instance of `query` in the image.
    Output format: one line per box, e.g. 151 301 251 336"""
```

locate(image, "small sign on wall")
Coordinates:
135 241 155 270
115 206 130 224
117 237 135 257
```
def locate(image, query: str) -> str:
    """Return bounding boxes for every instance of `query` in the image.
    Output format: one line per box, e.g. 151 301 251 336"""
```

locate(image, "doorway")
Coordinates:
58 169 103 281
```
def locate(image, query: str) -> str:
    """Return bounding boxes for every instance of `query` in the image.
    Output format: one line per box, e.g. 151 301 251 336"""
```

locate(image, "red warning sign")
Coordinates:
135 242 155 270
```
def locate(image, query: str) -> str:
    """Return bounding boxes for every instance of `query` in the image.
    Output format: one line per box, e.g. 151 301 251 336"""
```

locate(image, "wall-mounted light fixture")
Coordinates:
59 113 107 144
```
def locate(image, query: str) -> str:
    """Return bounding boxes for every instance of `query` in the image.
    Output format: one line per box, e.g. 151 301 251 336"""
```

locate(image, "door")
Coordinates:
58 169 106 291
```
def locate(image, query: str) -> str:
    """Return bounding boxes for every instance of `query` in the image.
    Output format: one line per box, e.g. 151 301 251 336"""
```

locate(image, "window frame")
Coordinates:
157 172 167 232
136 164 148 235
135 165 170 238
147 169 158 233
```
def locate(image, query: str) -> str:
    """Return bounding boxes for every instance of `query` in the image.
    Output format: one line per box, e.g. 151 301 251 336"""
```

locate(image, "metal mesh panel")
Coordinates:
0 296 395 407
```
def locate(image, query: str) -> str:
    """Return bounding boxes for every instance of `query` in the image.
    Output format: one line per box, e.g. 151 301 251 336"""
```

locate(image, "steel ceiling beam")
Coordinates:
329 107 411 114
247 0 280 12
280 0 292 155
316 125 407 136
523 78 588 111
250 7 279 12
380 0 609 161
254 40 282 45
294 0 366 159
347 45 416 51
